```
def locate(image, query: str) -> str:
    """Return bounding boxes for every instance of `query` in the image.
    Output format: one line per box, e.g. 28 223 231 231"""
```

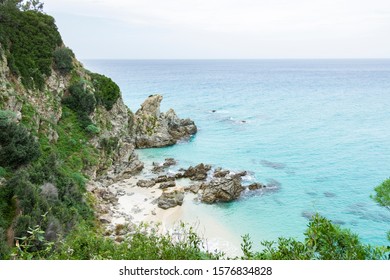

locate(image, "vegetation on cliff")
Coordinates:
0 1 389 260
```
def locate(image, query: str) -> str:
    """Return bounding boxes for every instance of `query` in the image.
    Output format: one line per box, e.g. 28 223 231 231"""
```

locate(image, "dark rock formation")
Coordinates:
248 182 265 190
134 95 197 148
183 163 212 181
157 190 185 209
136 179 156 188
155 175 175 183
159 181 176 189
201 176 244 203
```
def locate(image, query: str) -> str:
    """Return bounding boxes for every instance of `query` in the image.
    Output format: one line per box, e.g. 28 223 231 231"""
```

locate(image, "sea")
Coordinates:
83 59 390 250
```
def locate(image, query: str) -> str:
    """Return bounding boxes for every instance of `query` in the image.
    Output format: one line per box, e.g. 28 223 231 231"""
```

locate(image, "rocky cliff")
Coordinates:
0 5 197 253
134 94 197 148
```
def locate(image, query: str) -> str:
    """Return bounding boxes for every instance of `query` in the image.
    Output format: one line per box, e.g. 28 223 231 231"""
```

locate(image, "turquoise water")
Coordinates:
83 59 390 247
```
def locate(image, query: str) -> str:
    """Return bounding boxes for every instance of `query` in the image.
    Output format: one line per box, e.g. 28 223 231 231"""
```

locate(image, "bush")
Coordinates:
0 167 6 177
0 227 10 260
53 46 74 75
85 124 100 135
243 214 386 260
62 81 96 129
0 6 62 89
374 178 390 209
90 72 120 111
0 118 41 168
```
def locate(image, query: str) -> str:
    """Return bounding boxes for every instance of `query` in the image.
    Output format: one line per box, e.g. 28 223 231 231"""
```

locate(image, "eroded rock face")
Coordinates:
134 95 197 148
201 176 244 204
157 190 185 209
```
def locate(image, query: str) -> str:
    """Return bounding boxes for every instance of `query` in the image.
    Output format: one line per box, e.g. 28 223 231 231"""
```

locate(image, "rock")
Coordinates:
99 214 112 224
152 165 165 173
159 181 176 189
163 158 177 167
185 183 202 194
201 176 244 203
234 171 248 177
213 168 230 178
183 163 212 181
302 211 315 220
134 95 197 148
136 179 156 188
175 172 185 179
155 175 175 183
248 182 265 190
157 190 185 209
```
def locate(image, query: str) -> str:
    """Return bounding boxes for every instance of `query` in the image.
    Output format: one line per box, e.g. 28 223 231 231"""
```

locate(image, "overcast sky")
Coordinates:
43 0 390 59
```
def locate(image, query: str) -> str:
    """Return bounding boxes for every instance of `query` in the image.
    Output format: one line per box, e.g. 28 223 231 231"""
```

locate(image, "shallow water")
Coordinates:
83 59 390 248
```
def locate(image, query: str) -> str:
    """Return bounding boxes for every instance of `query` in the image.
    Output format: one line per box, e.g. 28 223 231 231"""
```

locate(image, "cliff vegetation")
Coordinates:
0 1 388 260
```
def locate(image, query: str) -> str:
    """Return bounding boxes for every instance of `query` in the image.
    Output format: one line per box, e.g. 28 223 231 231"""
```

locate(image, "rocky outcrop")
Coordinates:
136 179 156 188
201 176 245 203
157 190 185 209
248 182 265 190
134 95 197 148
182 163 212 181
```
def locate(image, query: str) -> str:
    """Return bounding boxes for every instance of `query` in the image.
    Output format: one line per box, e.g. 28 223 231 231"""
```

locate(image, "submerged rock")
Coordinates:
134 95 197 148
248 182 265 190
157 190 185 209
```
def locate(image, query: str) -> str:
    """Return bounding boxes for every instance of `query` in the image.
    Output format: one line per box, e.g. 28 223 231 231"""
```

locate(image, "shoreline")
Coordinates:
94 157 243 258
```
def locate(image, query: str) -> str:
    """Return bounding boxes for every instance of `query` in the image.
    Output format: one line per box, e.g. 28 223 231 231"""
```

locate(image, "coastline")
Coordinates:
94 156 243 258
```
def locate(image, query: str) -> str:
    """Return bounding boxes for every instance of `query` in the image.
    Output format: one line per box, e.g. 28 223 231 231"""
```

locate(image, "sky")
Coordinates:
43 0 390 59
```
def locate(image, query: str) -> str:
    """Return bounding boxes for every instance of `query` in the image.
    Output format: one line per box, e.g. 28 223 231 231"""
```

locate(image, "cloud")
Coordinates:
44 0 390 58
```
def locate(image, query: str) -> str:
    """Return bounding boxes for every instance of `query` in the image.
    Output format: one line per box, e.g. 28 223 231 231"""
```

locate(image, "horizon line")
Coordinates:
81 57 390 61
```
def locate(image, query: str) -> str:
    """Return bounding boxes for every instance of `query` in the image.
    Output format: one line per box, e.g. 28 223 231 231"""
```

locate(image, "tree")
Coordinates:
0 116 41 168
374 179 390 210
19 0 43 12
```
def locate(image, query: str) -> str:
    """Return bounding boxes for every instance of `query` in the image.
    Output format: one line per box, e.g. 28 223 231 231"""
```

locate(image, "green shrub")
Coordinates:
0 227 10 260
0 118 41 168
62 81 96 129
374 178 390 209
90 72 120 111
243 214 386 260
85 124 100 135
53 46 74 75
0 6 62 89
0 167 6 177
0 110 16 121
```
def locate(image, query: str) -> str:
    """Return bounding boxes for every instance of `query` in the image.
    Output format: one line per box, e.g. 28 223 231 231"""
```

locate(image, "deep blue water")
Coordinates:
83 59 390 247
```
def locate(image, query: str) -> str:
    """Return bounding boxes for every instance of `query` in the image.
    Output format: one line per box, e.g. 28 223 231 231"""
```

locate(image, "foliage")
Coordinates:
0 4 62 89
241 214 388 260
90 72 120 111
0 109 16 121
0 117 40 168
19 0 44 12
374 178 390 209
62 81 96 129
0 227 10 259
12 224 54 260
0 166 6 177
85 124 100 135
50 222 222 260
53 46 74 75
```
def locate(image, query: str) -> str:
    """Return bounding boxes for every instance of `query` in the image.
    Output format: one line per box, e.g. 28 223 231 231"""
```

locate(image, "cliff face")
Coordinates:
0 44 142 180
0 6 197 253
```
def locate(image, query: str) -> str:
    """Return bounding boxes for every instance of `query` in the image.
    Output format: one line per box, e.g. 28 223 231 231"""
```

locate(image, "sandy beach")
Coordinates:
103 168 243 257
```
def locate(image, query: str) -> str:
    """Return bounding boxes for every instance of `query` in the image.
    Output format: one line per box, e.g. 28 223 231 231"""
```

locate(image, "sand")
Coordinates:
105 175 242 257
